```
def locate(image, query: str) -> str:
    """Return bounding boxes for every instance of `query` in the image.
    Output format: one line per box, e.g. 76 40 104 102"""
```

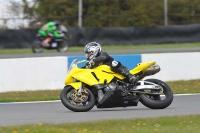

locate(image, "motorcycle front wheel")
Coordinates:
57 39 69 52
139 78 173 109
32 40 44 53
60 85 95 112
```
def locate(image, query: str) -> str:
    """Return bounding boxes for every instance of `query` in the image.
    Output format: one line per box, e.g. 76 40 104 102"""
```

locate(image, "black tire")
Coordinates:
57 39 69 52
60 85 95 112
32 40 44 53
139 79 173 109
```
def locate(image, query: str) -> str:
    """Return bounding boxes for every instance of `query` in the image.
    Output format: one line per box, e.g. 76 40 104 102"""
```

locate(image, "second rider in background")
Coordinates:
38 20 65 47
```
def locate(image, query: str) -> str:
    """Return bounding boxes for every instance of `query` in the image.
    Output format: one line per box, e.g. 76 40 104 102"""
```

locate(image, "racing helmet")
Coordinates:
84 42 102 60
53 20 60 27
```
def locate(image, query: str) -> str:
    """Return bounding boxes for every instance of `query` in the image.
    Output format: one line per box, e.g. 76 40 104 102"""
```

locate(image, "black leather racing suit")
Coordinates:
89 51 135 82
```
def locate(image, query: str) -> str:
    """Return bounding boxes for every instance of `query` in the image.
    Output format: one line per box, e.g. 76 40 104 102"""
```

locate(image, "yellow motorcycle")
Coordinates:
60 59 173 112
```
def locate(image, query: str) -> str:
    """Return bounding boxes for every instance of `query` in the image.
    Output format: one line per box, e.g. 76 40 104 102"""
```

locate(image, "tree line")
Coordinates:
22 0 200 28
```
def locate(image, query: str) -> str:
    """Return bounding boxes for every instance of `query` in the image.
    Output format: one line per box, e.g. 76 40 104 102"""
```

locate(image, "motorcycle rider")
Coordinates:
38 20 65 47
84 42 138 103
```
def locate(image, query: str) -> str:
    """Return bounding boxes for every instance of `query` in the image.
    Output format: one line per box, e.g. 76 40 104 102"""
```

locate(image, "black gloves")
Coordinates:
86 59 95 68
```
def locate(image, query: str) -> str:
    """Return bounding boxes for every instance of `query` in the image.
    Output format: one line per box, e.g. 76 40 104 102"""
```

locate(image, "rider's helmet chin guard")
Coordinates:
84 42 102 60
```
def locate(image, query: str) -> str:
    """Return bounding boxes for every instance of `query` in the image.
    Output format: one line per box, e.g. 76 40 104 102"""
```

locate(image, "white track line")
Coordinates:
174 93 200 96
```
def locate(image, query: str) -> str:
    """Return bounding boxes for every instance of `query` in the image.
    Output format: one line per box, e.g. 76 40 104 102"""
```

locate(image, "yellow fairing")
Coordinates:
130 61 156 74
93 65 125 80
66 82 82 90
65 65 80 85
65 60 156 86
65 64 124 86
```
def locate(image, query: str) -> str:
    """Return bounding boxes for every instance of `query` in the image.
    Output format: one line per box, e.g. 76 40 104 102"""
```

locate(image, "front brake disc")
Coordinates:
69 89 88 103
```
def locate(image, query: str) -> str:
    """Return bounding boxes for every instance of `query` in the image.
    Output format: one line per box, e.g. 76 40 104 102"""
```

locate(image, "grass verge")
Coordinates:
1 42 200 54
0 114 199 133
0 79 200 102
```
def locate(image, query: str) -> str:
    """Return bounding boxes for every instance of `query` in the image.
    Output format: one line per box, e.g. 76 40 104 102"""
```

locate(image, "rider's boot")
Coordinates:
127 74 137 84
97 88 114 104
117 65 137 84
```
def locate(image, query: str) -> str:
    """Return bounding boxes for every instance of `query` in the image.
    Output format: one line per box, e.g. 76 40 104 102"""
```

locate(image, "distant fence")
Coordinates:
1 24 200 48
0 29 37 48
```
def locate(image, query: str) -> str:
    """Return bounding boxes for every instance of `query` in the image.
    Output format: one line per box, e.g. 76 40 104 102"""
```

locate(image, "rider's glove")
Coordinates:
89 59 95 65
86 59 95 68
86 61 91 68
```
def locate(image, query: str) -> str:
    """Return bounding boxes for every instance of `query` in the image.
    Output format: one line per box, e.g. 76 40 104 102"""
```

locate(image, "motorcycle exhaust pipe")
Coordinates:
140 65 160 79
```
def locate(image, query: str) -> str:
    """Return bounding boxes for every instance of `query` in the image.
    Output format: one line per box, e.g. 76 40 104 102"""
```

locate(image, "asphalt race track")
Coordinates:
0 94 200 127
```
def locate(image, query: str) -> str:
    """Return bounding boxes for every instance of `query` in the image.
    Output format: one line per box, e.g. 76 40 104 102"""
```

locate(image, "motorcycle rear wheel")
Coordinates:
60 85 95 112
32 40 44 53
139 78 173 109
57 39 69 52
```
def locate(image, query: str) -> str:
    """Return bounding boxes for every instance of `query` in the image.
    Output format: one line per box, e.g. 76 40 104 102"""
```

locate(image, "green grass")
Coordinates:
1 42 200 54
0 114 199 133
167 79 200 94
0 90 61 102
0 79 199 102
